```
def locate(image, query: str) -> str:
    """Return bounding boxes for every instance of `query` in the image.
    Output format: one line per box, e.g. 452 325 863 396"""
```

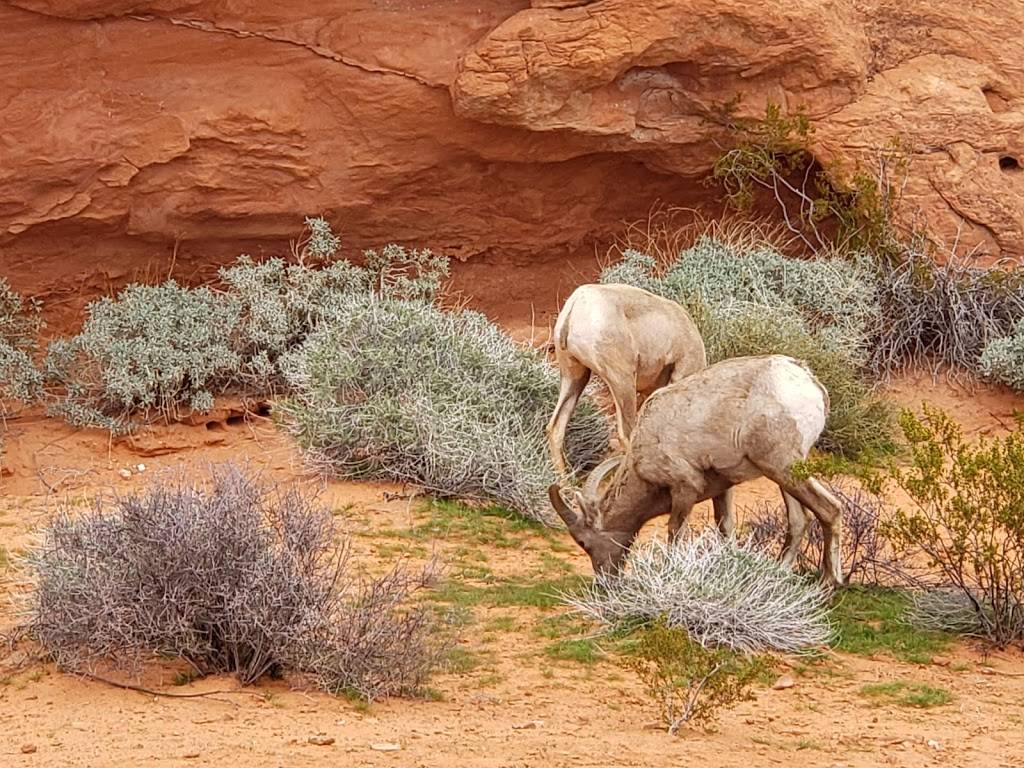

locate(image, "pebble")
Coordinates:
370 742 401 752
136 463 146 473
21 744 37 754
308 735 335 747
772 674 796 690
118 468 132 479
183 752 200 759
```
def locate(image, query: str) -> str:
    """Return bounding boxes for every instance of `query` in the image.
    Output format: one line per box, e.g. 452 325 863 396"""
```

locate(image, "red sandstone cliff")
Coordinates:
1 1 1022 315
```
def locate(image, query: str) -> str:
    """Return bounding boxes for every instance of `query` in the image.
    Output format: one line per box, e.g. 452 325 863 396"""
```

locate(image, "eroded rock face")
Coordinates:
452 0 1024 259
1 0 1022 317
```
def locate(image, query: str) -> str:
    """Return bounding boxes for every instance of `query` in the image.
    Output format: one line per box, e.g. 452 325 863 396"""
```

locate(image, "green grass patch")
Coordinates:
544 638 602 665
475 672 506 688
536 551 574 576
370 540 430 560
859 681 953 709
403 500 551 546
483 615 517 633
832 587 951 663
534 612 594 640
441 647 485 675
430 576 584 610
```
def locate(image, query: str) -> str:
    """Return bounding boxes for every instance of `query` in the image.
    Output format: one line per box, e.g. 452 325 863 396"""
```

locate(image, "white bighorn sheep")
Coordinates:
545 283 706 476
548 354 845 586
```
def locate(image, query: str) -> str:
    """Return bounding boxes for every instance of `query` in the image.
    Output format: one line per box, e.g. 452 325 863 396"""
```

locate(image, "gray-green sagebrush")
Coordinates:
278 295 609 521
600 240 891 458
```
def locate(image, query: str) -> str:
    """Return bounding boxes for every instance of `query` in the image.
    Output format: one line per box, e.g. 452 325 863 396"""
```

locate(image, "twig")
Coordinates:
80 671 254 702
671 662 722 734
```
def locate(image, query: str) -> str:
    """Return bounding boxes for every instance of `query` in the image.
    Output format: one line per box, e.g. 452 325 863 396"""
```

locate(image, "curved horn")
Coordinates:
582 455 625 502
548 484 579 528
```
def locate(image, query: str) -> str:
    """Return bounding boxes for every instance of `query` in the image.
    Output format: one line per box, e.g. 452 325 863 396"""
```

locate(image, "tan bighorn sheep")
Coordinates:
548 354 845 586
545 283 706 476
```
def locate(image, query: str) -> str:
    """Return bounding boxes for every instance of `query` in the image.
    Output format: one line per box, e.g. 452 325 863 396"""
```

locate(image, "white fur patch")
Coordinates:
764 358 828 455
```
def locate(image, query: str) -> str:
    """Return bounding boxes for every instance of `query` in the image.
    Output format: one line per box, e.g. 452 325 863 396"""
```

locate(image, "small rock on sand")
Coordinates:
772 674 796 690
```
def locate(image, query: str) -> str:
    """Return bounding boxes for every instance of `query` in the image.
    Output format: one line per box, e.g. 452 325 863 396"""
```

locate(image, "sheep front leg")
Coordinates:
604 368 638 455
667 487 695 544
545 362 591 476
712 486 736 538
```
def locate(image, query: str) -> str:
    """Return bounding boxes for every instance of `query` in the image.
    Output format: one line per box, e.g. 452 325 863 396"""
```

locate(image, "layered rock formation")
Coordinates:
1 0 1022 315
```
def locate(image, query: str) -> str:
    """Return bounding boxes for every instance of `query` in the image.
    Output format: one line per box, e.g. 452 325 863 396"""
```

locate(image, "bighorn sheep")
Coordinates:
545 283 706 475
548 354 845 586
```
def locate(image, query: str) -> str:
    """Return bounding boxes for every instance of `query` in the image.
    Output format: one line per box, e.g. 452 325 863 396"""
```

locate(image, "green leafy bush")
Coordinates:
44 282 243 433
0 278 44 416
710 101 905 257
600 242 893 459
624 619 774 732
884 405 1024 646
278 295 609 521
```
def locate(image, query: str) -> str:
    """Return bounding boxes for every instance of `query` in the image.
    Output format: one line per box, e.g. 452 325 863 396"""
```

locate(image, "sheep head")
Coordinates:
548 456 631 577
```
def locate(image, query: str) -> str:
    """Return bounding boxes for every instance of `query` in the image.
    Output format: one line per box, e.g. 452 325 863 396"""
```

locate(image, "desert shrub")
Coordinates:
0 278 44 417
742 482 908 585
624 619 773 732
278 295 609 521
601 245 892 459
710 102 906 256
906 587 992 638
654 237 880 350
883 405 1024 646
23 466 442 698
870 244 1024 379
43 217 455 430
566 533 832 653
703 301 893 458
222 239 448 393
979 318 1024 390
361 243 450 301
219 255 370 392
293 563 443 701
44 282 243 433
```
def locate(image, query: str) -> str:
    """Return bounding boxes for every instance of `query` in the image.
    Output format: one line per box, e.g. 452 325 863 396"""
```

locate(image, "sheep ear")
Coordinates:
548 484 579 528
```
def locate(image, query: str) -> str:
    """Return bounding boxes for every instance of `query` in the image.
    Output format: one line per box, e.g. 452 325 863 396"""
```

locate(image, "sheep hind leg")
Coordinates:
764 473 844 587
779 490 812 570
801 478 845 587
